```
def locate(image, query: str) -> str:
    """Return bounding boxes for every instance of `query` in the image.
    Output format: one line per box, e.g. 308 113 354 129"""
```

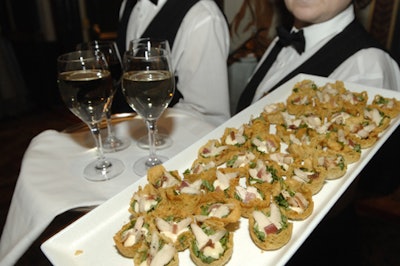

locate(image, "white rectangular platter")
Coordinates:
41 74 400 265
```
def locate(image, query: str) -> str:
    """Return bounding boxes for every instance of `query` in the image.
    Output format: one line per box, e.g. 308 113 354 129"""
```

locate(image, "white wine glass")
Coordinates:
122 38 175 176
128 38 173 150
57 50 125 181
76 40 131 152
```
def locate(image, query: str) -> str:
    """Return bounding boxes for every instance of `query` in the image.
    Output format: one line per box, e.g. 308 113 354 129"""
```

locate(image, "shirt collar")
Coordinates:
296 5 355 51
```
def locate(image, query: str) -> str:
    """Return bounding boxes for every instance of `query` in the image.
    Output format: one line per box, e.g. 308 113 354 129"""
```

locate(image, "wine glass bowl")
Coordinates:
76 40 131 152
122 39 175 176
57 50 125 181
129 38 174 150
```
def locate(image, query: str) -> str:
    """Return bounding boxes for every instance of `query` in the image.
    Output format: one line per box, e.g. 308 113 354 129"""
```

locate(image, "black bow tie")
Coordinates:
149 0 158 4
277 26 305 54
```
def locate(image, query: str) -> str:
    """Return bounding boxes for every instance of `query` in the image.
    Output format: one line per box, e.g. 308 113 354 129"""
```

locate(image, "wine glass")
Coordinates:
76 40 131 152
128 38 173 150
57 50 125 181
122 38 175 176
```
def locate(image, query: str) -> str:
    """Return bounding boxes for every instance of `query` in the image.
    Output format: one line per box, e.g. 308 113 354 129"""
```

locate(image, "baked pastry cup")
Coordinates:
343 115 380 149
153 215 193 252
339 90 368 116
286 79 318 116
147 164 181 189
231 183 270 218
113 215 151 258
189 221 233 266
313 150 347 180
248 202 293 250
272 179 314 221
246 159 282 186
220 126 248 147
370 94 400 118
286 158 326 195
316 128 361 164
197 139 230 166
129 184 163 215
134 230 179 266
261 102 286 124
193 190 241 227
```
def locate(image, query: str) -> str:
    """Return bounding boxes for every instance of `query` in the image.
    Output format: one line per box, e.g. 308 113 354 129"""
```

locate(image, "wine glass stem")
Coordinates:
154 123 160 145
147 119 158 162
89 123 111 172
105 109 115 141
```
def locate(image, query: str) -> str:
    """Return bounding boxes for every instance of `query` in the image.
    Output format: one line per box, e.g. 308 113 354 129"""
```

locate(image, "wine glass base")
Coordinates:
103 136 131 153
137 133 172 150
133 155 168 176
83 157 125 181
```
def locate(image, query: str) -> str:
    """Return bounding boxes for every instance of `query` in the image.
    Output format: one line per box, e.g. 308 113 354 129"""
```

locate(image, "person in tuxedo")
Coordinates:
234 1 400 264
236 0 400 113
113 0 230 126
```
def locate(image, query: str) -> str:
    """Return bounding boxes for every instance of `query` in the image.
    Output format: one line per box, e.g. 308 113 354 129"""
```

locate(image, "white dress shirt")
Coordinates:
252 5 400 103
120 0 231 126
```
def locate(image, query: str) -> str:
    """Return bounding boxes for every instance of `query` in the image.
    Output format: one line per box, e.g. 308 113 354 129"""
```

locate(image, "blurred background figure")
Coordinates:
113 0 231 126
225 0 277 113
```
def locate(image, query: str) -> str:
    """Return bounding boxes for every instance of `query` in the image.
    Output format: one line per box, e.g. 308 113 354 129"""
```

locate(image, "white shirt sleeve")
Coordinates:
171 0 231 126
329 48 400 92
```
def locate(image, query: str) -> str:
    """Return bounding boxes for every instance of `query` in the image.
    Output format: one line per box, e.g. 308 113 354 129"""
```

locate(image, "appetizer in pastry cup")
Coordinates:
189 221 233 266
220 126 248 147
363 107 391 132
273 180 314 221
313 81 347 118
370 94 400 118
249 202 293 250
193 190 241 226
287 158 326 195
229 183 270 218
339 90 368 116
134 230 179 266
286 79 318 116
147 164 181 189
317 128 361 164
245 117 271 138
187 159 217 176
197 139 230 166
113 215 151 258
343 115 380 149
129 184 163 215
313 150 347 180
246 159 281 186
261 102 286 124
267 152 295 175
183 166 217 193
153 215 193 252
250 132 281 156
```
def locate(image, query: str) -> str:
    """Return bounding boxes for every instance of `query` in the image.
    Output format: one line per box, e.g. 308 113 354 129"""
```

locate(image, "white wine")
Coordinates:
58 69 113 123
122 70 174 120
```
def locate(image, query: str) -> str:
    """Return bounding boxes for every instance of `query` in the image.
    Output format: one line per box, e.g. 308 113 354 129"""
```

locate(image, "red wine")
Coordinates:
122 70 174 119
58 69 113 123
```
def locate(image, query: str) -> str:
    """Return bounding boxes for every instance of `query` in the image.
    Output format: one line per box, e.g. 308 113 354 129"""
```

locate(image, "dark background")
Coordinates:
0 0 123 116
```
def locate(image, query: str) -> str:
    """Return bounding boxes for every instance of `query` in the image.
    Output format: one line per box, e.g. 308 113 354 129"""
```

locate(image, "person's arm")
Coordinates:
330 48 400 92
172 2 231 126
